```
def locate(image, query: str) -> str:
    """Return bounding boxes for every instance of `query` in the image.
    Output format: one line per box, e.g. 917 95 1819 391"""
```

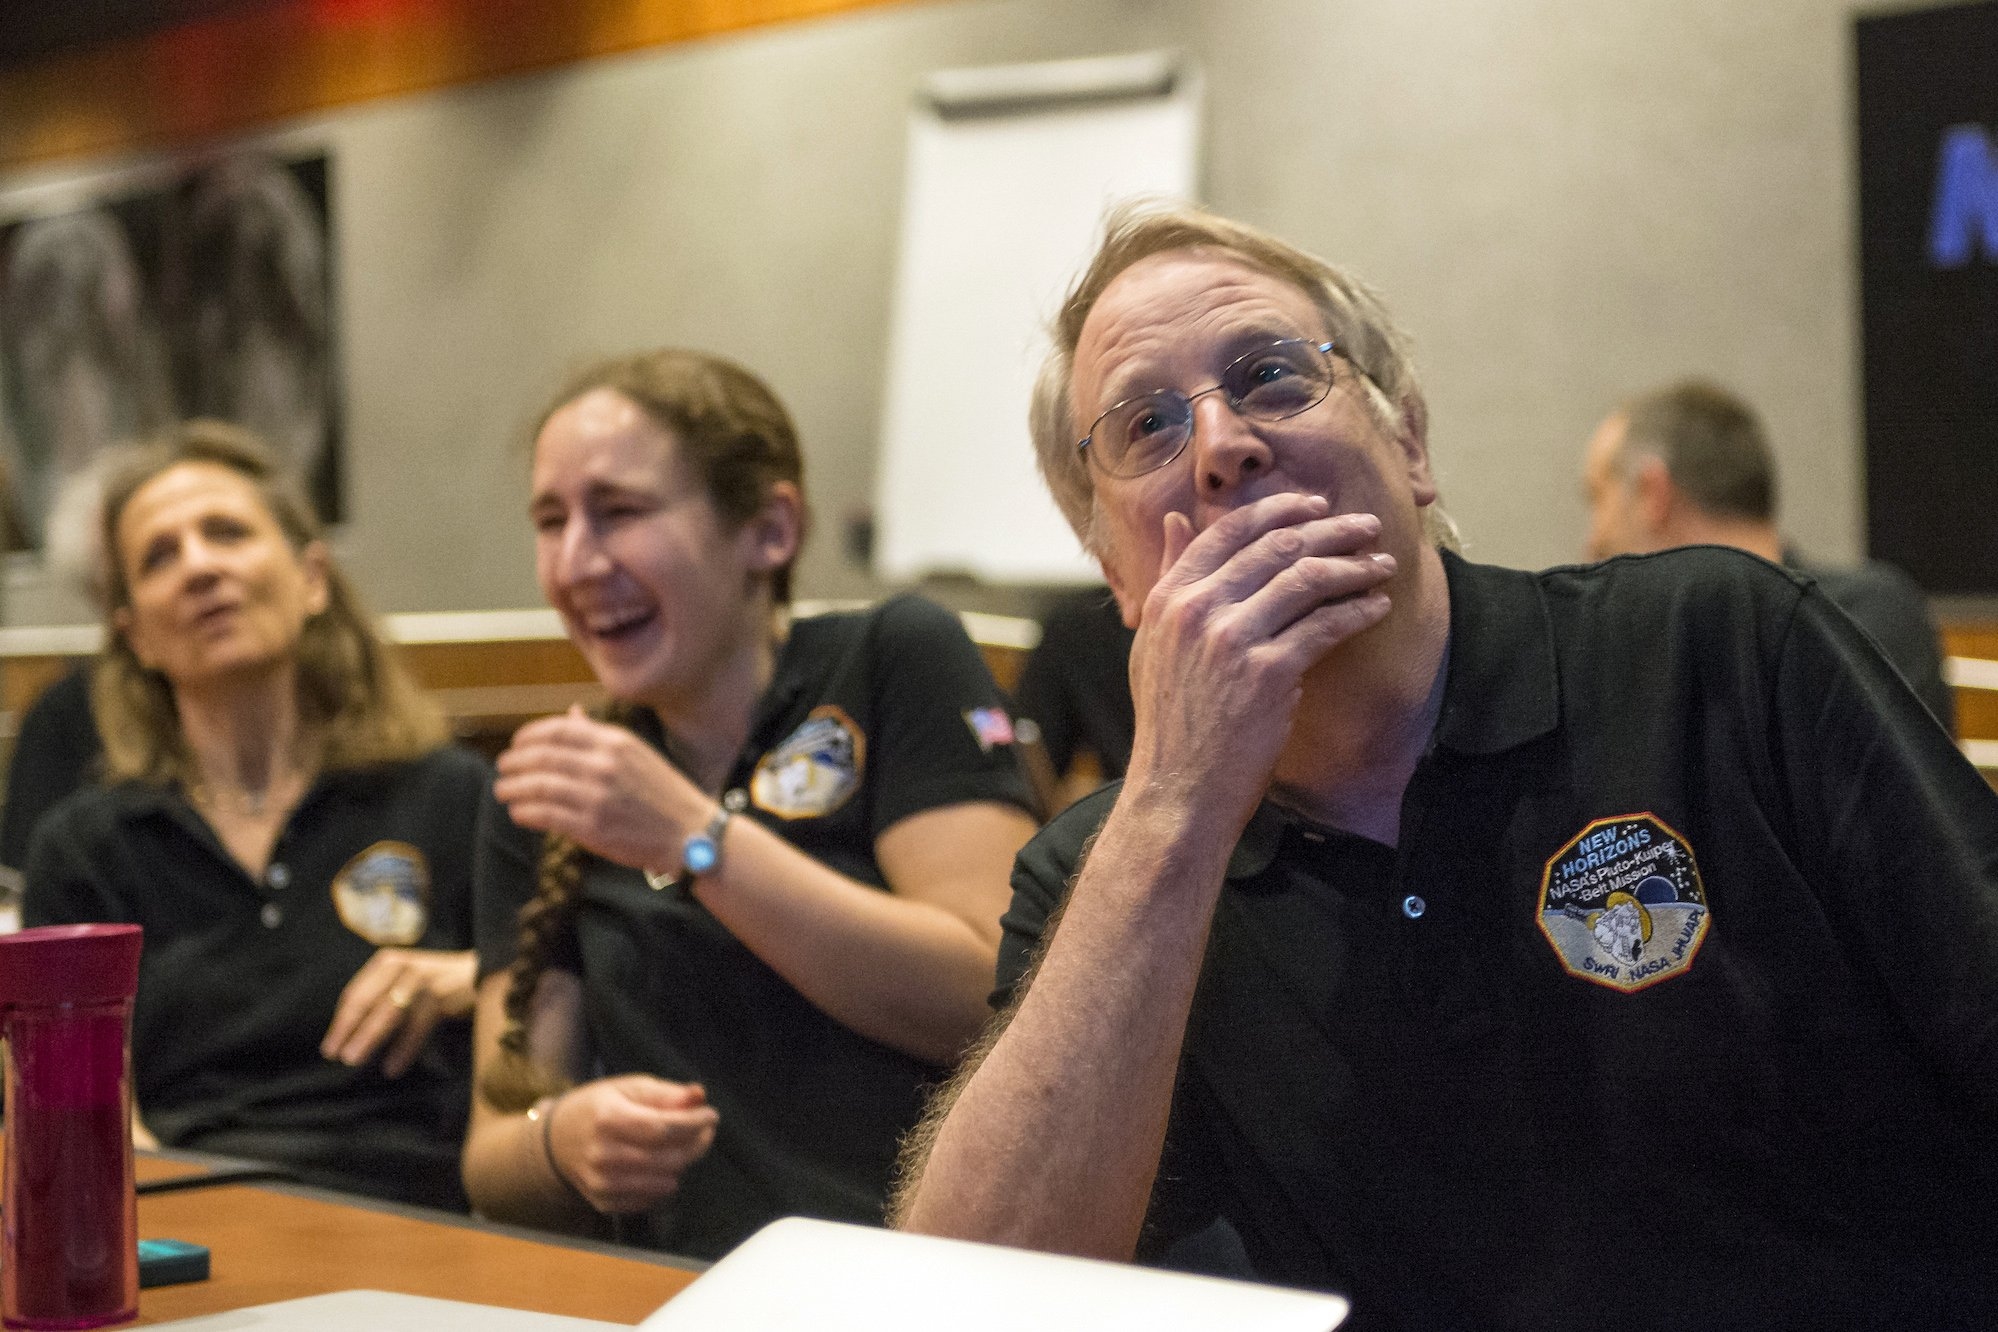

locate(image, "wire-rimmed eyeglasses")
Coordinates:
1077 339 1339 480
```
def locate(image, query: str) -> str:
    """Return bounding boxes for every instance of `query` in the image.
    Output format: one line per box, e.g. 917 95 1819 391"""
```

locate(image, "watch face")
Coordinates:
682 834 719 876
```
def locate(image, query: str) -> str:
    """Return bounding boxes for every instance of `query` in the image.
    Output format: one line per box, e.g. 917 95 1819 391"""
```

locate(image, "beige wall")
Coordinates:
0 0 1941 622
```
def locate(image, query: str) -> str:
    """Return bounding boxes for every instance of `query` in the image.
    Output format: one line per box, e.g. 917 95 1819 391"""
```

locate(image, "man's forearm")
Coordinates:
893 791 1234 1257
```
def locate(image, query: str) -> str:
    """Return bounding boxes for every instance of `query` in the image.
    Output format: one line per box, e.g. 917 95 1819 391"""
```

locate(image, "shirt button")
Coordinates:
1402 895 1427 920
265 863 290 890
261 903 283 929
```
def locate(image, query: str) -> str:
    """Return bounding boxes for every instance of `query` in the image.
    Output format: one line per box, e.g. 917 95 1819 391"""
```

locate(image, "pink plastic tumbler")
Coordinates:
0 924 142 1330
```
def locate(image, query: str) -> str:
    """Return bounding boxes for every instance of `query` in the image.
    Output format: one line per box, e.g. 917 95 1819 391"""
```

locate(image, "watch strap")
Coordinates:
644 788 747 892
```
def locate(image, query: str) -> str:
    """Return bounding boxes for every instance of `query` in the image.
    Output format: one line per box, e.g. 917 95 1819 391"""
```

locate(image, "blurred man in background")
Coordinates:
1583 378 1954 730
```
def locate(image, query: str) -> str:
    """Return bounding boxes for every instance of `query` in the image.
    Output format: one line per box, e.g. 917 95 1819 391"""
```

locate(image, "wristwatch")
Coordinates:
645 788 747 892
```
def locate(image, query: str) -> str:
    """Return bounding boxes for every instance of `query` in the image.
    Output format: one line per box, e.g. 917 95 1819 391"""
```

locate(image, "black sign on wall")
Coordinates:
1856 0 1998 595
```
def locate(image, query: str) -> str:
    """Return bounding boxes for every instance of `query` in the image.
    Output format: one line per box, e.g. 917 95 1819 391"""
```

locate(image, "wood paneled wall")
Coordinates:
0 0 922 170
1945 624 1998 756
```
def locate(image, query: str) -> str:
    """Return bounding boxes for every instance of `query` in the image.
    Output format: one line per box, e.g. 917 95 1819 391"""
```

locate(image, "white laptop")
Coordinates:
148 1220 1348 1332
639 1218 1348 1332
145 1289 627 1331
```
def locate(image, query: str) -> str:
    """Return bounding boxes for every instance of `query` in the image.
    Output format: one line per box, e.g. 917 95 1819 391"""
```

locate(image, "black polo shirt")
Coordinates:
24 745 489 1212
476 595 1035 1260
1015 586 1136 780
0 664 101 871
1789 553 1955 733
1001 548 1998 1331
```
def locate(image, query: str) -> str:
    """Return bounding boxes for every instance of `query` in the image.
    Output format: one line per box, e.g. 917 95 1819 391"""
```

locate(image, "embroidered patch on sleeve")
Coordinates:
751 704 866 820
331 840 431 946
962 706 1016 753
1538 813 1709 992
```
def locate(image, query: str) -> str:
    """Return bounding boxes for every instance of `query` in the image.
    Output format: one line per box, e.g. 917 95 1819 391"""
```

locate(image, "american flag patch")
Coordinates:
962 707 1016 753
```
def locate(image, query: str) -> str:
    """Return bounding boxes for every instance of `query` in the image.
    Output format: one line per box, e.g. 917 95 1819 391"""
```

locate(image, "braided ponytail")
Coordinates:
477 832 584 1113
478 702 643 1115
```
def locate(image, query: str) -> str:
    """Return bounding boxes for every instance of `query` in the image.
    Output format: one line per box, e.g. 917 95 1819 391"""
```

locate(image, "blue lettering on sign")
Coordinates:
1929 124 1998 268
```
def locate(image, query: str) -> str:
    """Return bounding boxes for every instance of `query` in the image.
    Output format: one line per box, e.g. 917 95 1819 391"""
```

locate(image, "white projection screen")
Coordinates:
874 52 1201 584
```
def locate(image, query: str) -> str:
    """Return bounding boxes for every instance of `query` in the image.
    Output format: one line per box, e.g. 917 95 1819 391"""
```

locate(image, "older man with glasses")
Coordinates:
893 205 1998 1330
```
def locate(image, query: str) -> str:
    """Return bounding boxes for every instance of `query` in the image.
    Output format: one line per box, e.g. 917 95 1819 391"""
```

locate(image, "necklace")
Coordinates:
193 782 270 818
222 784 269 816
191 764 304 819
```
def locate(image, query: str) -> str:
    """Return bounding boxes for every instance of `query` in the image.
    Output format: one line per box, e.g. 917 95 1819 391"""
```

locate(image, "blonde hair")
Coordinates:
1031 202 1457 554
93 419 445 785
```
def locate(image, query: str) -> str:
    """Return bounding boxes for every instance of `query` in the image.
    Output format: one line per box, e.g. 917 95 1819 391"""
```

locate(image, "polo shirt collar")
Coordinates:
1223 549 1561 880
751 618 814 742
109 768 351 826
631 620 814 782
110 780 177 814
1430 548 1560 756
1225 801 1290 879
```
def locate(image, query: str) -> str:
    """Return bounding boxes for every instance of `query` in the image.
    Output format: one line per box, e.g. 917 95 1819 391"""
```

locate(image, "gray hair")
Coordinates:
1613 379 1776 522
1030 202 1457 554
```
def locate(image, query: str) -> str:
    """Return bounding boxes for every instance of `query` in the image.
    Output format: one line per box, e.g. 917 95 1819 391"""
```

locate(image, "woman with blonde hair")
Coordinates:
463 350 1036 1257
25 420 488 1210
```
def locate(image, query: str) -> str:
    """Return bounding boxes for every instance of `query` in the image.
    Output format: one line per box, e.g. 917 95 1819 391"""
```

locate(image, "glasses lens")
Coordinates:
1224 340 1334 421
1089 392 1192 478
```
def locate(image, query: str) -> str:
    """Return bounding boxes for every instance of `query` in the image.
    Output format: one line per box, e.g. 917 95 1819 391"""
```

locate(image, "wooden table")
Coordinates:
131 1154 699 1325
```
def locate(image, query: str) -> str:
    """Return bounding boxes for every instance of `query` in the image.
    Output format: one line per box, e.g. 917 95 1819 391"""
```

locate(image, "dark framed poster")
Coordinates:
1855 1 1998 594
0 151 340 551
